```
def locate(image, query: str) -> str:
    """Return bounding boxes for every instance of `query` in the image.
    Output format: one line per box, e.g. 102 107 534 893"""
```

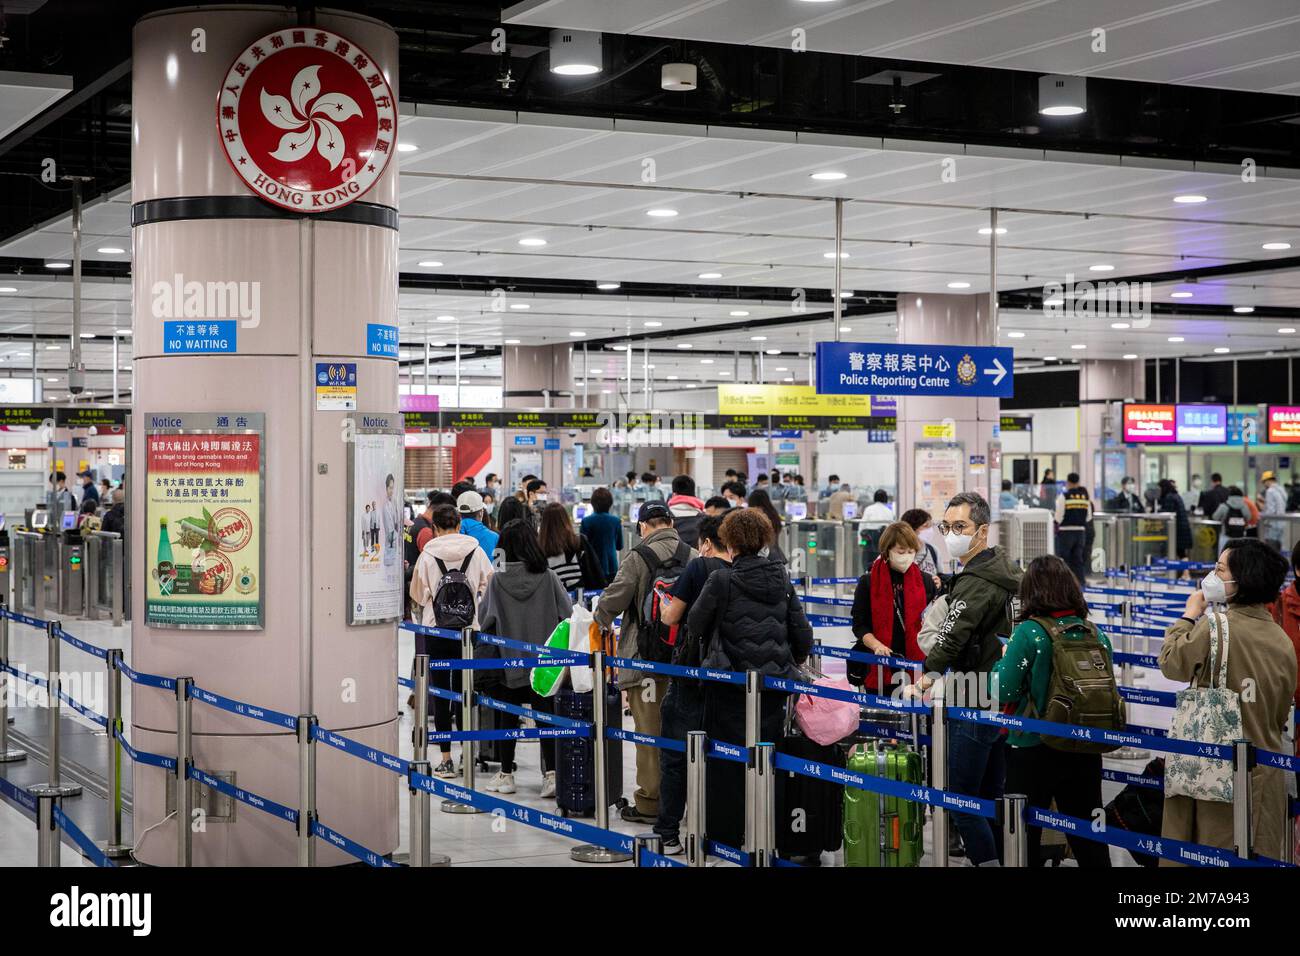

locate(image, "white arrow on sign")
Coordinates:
983 357 1007 386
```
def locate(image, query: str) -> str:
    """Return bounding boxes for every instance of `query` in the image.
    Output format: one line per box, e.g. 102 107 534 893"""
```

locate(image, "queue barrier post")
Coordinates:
685 730 707 868
43 620 80 796
297 714 317 867
406 653 450 866
1232 738 1254 860
1001 793 1028 867
442 627 483 815
0 602 28 763
753 741 775 868
176 676 193 868
743 670 760 854
409 759 432 868
930 677 949 868
35 789 60 867
101 648 129 858
633 832 663 867
1111 601 1149 762
412 653 430 763
571 648 633 864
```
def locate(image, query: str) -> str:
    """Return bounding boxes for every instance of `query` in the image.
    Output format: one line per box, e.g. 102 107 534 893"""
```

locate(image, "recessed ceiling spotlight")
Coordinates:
418 260 443 268
1214 347 1230 354
840 327 852 333
839 291 853 298
46 377 58 382
677 343 693 349
766 348 781 355
810 171 846 181
698 272 722 279
611 344 628 351
432 341 448 347
947 281 971 289
1168 336 1185 342
750 335 767 341
97 246 125 255
1279 328 1297 335
717 370 731 376
686 383 697 389
569 330 586 337
45 344 60 350
783 376 794 382
1173 194 1207 204
1170 291 1193 299
1262 242 1292 251
775 367 789 372
436 315 456 322
1232 306 1255 314
518 237 547 247
509 303 530 310
1043 296 1064 307
549 28 602 76
699 359 714 366
596 281 621 290
1071 343 1087 350
1123 353 1138 359
1038 74 1086 116
730 310 750 317
644 321 662 328
504 339 521 344
397 142 418 153
1007 331 1025 338
1111 322 1130 330
646 208 678 218
116 329 132 335
977 227 1007 236
1089 264 1115 272
0 287 17 293
45 260 70 269
1044 355 1057 361
666 375 679 380
823 251 849 259
79 332 95 339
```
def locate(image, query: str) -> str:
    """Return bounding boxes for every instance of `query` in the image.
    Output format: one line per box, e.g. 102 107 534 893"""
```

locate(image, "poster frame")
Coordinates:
346 411 405 626
913 440 965 521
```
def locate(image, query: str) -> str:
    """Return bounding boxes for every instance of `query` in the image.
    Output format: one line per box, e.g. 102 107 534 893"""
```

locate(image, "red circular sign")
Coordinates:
217 27 396 212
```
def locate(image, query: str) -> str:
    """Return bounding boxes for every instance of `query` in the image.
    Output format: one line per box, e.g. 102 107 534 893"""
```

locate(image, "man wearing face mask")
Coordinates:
1053 473 1093 586
525 479 548 529
1108 476 1145 514
913 492 1022 866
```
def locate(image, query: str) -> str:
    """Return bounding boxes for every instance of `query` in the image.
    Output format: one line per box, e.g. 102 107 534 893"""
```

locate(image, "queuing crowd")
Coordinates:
46 468 126 534
401 468 1299 866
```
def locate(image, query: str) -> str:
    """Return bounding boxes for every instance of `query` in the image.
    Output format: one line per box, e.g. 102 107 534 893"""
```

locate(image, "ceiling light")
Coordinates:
116 329 132 335
666 374 679 381
1173 194 1207 204
823 251 849 259
45 260 70 269
677 343 692 349
1214 347 1230 354
1170 291 1193 299
730 310 750 317
698 272 722 279
775 367 789 372
504 339 520 344
977 227 1007 236
646 208 678 218
1043 296 1064 307
718 370 731 376
601 389 611 395
1111 322 1130 330
1232 306 1255 314
661 62 697 92
1007 331 1025 338
1071 343 1086 350
46 377 58 383
783 376 794 382
97 246 125 255
1168 336 1185 343
549 28 602 76
79 332 95 339
1089 264 1114 272
1262 242 1292 251
509 303 530 310
432 341 448 348
1044 355 1057 361
700 358 714 365
596 281 620 290
397 142 417 153
766 348 781 355
1280 328 1297 335
436 315 456 322
644 321 662 328
399 350 412 360
518 237 547 247
947 281 971 289
569 331 586 337
750 335 767 341
840 327 852 333
45 344 60 350
810 171 847 181
0 287 17 293
686 383 697 389
417 260 443 268
1038 74 1086 116
1123 354 1138 360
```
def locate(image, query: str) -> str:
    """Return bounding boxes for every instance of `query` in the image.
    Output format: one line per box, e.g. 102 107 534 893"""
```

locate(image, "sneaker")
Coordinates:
486 771 515 794
619 805 656 825
433 759 457 779
540 771 556 798
661 837 684 856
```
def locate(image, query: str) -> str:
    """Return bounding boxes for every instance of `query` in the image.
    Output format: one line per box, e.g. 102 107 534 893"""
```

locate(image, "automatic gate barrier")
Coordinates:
83 531 124 626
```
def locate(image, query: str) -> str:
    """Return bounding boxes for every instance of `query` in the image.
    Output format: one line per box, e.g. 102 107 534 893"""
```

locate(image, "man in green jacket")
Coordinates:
594 502 697 824
913 491 1022 866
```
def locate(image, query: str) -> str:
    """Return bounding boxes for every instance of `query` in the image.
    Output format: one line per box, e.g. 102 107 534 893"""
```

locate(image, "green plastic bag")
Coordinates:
530 618 572 697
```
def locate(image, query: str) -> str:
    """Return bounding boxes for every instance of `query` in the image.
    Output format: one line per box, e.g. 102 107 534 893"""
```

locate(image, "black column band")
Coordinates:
131 195 398 230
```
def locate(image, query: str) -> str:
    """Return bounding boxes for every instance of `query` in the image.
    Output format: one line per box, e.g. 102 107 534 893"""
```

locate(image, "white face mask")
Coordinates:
535 494 548 504
1191 479 1203 490
888 551 916 573
1124 482 1136 493
1201 570 1235 604
945 529 980 561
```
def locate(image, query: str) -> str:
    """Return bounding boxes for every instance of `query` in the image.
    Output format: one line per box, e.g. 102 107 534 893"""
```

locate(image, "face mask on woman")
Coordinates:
1201 569 1235 604
888 550 916 573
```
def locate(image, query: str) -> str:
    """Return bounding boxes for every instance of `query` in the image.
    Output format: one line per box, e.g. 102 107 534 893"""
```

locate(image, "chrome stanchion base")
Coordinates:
391 851 452 867
1111 747 1151 761
439 800 483 815
0 748 27 762
570 843 633 864
99 842 132 860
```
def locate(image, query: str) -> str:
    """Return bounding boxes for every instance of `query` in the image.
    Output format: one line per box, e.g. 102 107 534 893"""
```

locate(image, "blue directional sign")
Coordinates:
366 323 400 359
815 341 1013 398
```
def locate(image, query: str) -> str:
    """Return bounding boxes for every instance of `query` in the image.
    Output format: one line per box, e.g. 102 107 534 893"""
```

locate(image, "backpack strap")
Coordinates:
433 556 449 575
633 543 664 577
671 540 693 568
458 552 474 573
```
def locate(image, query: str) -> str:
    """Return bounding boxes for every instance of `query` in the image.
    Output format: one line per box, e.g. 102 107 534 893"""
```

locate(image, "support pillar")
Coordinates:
1079 360 1146 501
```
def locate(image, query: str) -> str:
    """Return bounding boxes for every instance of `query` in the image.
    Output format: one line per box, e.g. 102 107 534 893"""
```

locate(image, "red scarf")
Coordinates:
866 556 926 691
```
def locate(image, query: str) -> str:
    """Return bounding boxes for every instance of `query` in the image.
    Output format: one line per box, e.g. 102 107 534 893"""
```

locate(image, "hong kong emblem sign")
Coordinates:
217 27 396 212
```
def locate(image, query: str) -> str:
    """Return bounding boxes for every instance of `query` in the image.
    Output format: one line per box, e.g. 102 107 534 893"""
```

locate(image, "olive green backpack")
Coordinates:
1026 616 1125 753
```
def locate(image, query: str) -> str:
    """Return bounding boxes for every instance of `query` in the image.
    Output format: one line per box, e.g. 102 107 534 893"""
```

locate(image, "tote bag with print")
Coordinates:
1164 609 1242 803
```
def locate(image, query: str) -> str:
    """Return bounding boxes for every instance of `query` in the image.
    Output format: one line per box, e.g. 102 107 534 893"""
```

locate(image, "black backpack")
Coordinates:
633 540 693 663
671 556 729 668
575 533 608 591
1223 504 1247 539
1104 757 1165 867
431 553 476 629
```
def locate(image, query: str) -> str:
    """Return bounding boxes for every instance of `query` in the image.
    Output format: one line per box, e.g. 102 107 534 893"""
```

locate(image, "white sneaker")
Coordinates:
540 771 556 798
486 771 515 794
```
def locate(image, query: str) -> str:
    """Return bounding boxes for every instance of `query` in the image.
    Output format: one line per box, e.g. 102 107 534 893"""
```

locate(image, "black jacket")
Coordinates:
687 553 812 677
1159 492 1192 553
101 503 125 536
923 546 1022 677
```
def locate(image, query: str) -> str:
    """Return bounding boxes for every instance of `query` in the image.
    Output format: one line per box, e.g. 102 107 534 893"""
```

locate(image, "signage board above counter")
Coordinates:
1124 403 1230 444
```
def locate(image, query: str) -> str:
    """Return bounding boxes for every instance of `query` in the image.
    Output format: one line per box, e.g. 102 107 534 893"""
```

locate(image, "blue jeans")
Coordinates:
947 720 1006 864
654 680 705 841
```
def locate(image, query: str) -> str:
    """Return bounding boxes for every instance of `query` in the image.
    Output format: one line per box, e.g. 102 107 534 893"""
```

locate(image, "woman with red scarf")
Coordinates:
848 521 938 692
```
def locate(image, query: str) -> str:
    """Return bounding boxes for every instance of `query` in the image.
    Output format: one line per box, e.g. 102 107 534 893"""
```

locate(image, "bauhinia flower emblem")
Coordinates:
260 64 361 171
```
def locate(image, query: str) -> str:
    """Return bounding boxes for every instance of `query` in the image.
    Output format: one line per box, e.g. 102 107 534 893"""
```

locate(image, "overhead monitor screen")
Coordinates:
1175 404 1228 444
1122 404 1176 443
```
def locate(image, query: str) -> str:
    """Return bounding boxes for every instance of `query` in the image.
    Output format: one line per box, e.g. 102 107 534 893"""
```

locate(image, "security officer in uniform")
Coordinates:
1054 472 1093 585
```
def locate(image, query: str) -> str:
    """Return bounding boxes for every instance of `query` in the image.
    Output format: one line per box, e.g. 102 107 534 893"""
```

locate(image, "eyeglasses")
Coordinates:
937 521 981 535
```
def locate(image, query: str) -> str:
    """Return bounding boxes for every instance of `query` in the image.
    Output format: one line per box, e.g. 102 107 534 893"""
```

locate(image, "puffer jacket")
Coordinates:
478 562 572 689
686 553 812 677
924 545 1022 679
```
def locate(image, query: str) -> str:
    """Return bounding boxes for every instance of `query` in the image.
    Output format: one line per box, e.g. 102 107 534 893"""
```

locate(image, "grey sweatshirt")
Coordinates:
478 561 573 689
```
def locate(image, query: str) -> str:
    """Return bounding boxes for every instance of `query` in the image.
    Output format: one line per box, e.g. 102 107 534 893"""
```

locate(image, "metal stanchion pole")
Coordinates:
176 676 193 867
930 678 949 868
1001 793 1028 867
633 832 663 867
571 649 633 863
405 653 450 865
1232 738 1254 860
0 604 28 763
1112 601 1149 762
442 627 483 815
43 621 80 796
35 790 60 867
753 741 775 867
100 648 128 858
409 759 431 868
685 729 707 868
743 669 760 854
297 714 317 867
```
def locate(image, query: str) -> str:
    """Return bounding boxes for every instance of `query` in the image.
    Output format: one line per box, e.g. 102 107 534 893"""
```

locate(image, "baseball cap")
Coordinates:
1262 471 1276 482
638 501 672 523
456 490 485 514
76 469 93 478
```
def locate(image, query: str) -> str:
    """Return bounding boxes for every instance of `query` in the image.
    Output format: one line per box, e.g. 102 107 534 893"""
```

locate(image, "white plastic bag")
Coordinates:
567 602 597 694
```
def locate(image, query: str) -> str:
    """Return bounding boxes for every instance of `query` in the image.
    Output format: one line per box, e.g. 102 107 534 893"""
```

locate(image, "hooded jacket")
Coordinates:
668 493 705 548
1269 582 1300 711
1212 494 1251 537
478 561 572 689
924 545 1022 679
686 553 813 677
408 532 494 629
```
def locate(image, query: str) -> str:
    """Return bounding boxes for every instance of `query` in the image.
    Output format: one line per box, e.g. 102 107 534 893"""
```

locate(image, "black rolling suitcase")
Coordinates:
776 731 846 863
553 687 626 818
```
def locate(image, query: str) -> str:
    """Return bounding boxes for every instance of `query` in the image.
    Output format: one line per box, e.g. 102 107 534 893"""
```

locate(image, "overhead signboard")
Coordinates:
815 342 1014 398
0 406 54 428
1175 404 1228 444
1123 404 1176 443
1268 406 1300 443
999 415 1033 432
1124 403 1233 444
717 383 874 416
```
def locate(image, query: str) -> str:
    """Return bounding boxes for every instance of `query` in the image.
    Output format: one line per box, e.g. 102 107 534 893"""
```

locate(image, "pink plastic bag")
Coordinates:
795 677 860 746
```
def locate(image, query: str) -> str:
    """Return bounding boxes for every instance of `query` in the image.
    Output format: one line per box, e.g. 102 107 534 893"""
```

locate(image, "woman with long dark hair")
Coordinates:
746 487 786 564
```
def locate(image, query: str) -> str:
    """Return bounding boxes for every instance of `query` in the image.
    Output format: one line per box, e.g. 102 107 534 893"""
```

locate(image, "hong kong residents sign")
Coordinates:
815 342 1014 398
218 27 397 212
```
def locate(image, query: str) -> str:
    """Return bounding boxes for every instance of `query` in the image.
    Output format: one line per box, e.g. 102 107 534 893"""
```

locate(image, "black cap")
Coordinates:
638 501 671 523
76 469 93 478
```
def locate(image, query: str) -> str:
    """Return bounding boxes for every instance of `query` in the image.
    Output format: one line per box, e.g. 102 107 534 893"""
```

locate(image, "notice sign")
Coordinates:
1123 404 1176 443
816 342 1013 398
315 363 357 411
145 412 264 629
349 414 404 624
1269 406 1300 443
163 320 236 354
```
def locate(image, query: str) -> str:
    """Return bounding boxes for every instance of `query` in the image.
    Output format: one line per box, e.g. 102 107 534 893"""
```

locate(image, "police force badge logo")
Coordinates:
956 353 977 385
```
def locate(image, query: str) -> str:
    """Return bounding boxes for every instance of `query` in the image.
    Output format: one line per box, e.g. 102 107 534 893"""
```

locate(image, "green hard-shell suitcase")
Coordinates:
843 741 924 867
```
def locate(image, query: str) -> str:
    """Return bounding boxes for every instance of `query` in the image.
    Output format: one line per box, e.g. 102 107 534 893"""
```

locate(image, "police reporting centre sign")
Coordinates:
815 342 1014 398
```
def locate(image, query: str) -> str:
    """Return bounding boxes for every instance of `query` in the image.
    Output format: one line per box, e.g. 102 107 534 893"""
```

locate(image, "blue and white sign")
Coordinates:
163 320 236 354
543 438 561 450
778 441 797 451
315 363 358 411
816 341 1013 398
514 435 537 446
366 323 400 359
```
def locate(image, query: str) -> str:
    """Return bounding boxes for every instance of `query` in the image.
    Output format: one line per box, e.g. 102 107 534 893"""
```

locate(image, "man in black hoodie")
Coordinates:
914 491 1022 866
